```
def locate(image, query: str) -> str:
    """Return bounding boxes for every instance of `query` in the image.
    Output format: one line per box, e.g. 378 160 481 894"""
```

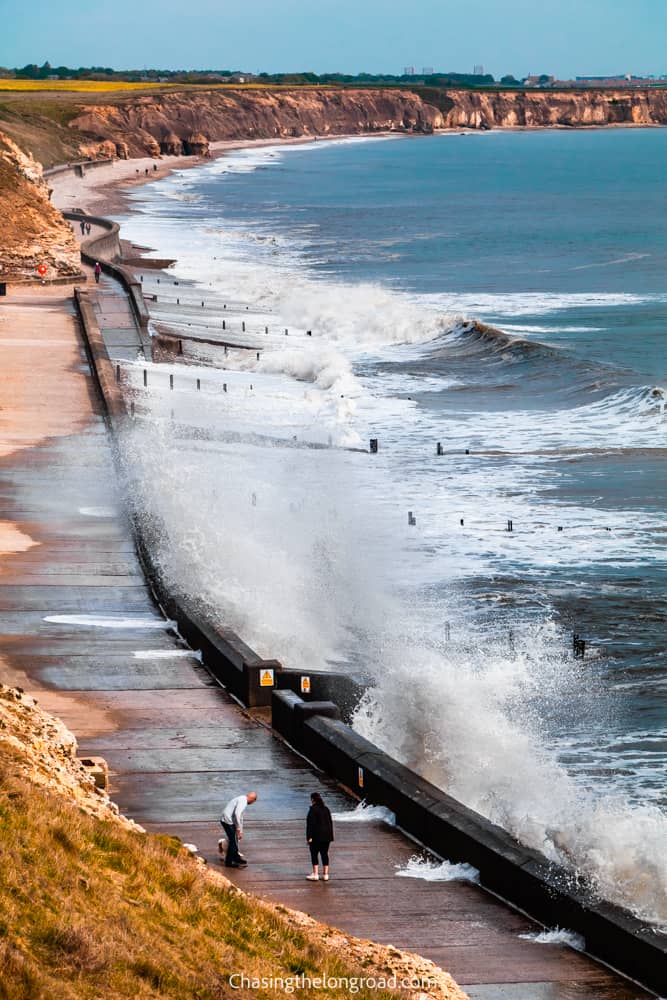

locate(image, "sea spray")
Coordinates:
333 802 396 825
119 410 399 669
395 856 480 883
353 636 667 926
519 928 586 950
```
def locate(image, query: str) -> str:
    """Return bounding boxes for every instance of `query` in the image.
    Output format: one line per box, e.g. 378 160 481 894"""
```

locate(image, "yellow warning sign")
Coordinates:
260 669 275 687
300 676 311 694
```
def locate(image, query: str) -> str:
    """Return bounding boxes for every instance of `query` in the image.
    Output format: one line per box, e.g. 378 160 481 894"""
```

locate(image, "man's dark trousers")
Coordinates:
222 822 240 866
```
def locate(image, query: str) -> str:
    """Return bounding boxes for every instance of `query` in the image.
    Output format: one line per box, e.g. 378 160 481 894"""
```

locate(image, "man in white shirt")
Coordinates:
219 791 257 867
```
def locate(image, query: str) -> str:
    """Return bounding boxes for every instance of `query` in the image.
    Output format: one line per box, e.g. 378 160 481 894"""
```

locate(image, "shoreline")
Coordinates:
49 132 403 219
49 119 667 222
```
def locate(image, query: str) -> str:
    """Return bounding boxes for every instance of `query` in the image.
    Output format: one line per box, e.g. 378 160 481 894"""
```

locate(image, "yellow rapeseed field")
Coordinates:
0 79 297 92
0 80 187 92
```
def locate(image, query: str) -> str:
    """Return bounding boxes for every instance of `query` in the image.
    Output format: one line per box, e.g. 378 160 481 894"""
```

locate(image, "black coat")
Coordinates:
306 802 334 843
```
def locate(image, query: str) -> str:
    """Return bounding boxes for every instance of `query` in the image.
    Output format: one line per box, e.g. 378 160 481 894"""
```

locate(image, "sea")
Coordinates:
116 128 667 926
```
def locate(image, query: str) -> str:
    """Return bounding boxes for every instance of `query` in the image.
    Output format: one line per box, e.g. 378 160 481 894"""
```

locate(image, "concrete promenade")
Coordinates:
0 281 650 999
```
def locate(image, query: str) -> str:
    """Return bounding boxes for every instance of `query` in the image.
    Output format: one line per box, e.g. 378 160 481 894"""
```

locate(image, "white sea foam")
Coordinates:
501 324 604 335
333 802 396 825
519 928 585 950
395 856 480 882
78 506 116 517
44 614 173 629
425 290 661 319
133 649 201 660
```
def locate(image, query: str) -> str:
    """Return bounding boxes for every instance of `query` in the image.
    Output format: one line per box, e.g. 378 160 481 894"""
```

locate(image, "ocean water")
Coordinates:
117 130 666 925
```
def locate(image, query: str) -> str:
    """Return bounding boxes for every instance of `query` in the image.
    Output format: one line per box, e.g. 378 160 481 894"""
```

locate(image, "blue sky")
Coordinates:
2 0 667 79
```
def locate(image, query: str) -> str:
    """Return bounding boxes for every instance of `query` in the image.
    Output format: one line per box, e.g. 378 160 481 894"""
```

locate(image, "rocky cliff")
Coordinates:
420 86 667 129
0 685 138 828
0 129 80 279
69 88 444 157
66 86 667 160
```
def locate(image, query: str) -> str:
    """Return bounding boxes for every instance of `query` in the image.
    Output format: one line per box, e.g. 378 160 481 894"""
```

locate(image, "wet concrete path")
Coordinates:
0 284 651 999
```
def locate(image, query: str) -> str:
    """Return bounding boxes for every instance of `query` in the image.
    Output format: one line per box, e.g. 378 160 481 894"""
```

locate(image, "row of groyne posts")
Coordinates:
507 628 587 660
114 362 592 664
133 292 597 668
374 438 618 544
141 276 312 340
442 624 587 660
113 363 624 549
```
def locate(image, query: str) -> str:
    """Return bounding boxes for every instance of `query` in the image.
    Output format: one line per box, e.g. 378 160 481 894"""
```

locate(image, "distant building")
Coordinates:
524 75 555 87
473 64 484 76
422 66 434 75
575 74 630 82
571 74 663 87
404 66 416 77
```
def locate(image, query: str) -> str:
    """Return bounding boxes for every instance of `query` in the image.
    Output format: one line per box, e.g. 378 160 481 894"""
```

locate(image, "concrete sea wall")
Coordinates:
44 158 116 180
65 211 150 347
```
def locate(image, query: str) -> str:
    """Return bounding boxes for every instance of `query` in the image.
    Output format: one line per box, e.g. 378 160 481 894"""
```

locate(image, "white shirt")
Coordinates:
221 794 248 830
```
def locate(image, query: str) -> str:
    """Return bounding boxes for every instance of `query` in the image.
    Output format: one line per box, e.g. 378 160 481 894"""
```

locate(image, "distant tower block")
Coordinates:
473 63 485 76
404 66 416 76
422 67 434 75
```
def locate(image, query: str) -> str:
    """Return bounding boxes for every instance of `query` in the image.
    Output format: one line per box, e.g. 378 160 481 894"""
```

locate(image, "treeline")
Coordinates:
4 61 508 87
254 71 498 86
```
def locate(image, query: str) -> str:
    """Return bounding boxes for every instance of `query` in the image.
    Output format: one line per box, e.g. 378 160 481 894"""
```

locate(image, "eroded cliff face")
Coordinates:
68 88 445 157
67 87 667 160
427 87 667 129
0 130 80 279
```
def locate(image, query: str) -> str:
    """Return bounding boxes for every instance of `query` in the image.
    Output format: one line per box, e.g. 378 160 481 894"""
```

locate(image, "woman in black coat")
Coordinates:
306 792 334 881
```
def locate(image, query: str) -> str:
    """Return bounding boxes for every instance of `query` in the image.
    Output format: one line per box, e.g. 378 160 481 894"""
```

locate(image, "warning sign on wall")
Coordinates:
259 669 275 687
300 676 311 694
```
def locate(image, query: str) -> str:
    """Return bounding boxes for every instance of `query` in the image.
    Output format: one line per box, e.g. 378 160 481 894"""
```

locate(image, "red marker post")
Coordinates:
37 263 47 279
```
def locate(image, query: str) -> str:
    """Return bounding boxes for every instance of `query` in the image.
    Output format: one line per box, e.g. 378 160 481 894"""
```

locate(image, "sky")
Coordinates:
2 0 667 79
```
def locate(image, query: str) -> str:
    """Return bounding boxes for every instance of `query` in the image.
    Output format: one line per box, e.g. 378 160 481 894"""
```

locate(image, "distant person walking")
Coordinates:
219 791 257 868
306 792 334 881
94 262 101 284
79 219 85 235
85 222 91 236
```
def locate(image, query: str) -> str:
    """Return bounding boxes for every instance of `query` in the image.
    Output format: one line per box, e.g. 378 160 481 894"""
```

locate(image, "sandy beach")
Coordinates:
48 133 403 218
